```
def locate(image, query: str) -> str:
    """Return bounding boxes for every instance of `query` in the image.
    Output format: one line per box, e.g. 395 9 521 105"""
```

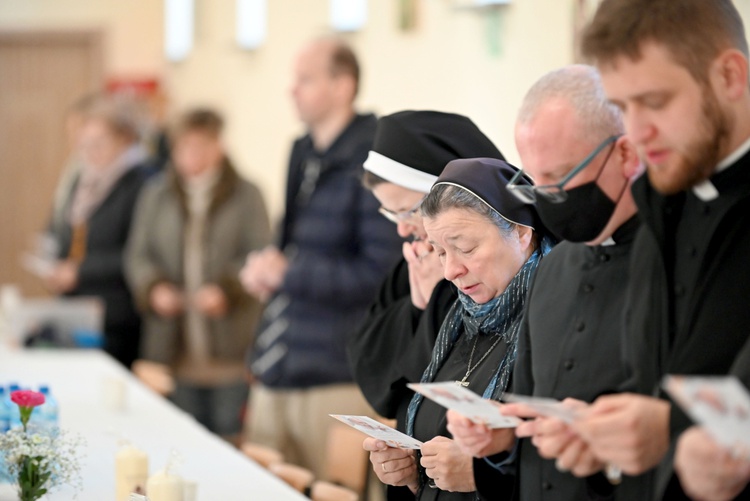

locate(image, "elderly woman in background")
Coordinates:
45 96 149 368
364 158 554 501
125 109 270 442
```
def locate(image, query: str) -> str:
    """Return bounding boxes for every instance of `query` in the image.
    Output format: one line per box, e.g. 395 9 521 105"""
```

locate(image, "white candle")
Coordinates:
115 445 149 501
147 469 184 501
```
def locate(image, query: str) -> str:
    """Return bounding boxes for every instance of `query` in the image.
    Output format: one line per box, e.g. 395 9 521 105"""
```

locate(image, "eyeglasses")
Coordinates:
507 134 622 204
378 196 425 224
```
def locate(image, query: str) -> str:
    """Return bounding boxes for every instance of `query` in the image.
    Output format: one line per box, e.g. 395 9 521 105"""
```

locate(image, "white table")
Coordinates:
0 346 307 500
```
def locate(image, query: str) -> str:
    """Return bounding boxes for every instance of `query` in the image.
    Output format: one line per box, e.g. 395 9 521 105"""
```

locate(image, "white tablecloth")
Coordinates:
0 346 307 500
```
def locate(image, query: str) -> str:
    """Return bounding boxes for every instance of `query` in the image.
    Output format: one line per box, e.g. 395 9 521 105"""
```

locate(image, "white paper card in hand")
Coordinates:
329 415 423 449
501 393 579 424
662 375 750 459
407 382 521 428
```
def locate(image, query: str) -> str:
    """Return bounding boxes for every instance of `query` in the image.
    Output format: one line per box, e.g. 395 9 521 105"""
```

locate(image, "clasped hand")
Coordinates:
239 246 288 302
364 435 476 493
402 240 443 310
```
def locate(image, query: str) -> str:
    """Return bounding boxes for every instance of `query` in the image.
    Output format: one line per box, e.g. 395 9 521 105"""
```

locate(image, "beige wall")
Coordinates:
0 0 163 75
167 0 576 223
2 0 750 223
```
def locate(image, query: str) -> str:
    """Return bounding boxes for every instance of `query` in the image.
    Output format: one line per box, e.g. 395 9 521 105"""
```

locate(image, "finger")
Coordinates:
446 409 473 428
402 241 419 263
363 438 388 451
515 419 538 438
535 433 575 460
571 450 603 477
448 427 491 445
447 419 488 439
501 403 544 419
534 417 570 436
420 455 436 470
413 244 434 262
373 448 414 463
572 413 621 443
380 456 415 474
422 436 451 452
555 437 586 471
380 466 418 487
582 394 631 417
561 398 590 410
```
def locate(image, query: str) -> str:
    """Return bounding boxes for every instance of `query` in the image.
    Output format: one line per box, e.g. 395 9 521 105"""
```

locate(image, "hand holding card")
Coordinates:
663 375 750 459
407 382 521 428
501 393 580 424
329 415 423 449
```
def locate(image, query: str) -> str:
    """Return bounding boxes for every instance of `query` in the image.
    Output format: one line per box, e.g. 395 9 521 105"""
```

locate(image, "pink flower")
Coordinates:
10 389 45 408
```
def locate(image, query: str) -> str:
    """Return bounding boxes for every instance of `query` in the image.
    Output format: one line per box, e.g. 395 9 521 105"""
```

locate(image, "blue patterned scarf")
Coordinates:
404 235 554 494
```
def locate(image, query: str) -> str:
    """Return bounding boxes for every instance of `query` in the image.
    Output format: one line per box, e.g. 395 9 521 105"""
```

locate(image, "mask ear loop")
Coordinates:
600 140 630 205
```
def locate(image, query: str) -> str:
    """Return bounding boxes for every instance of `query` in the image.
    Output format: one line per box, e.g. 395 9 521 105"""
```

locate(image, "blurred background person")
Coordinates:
48 92 103 238
44 95 149 368
349 110 505 433
126 108 270 443
240 37 402 476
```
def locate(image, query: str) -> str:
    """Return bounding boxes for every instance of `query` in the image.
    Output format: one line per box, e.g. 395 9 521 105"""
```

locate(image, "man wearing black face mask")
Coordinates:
447 65 643 501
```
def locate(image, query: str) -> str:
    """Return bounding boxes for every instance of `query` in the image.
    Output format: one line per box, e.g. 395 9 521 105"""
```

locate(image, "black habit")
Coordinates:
348 258 457 429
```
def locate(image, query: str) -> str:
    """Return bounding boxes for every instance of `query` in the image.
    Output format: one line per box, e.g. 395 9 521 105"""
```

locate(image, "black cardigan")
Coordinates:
622 149 750 500
54 166 147 367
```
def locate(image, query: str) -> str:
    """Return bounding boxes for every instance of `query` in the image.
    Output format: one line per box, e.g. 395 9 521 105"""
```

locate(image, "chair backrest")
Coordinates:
241 442 284 469
324 422 370 493
269 462 315 493
310 480 359 501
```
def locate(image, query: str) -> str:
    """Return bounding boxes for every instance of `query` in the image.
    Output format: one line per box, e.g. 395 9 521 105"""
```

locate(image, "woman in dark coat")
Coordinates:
365 158 555 501
45 96 148 368
348 111 504 431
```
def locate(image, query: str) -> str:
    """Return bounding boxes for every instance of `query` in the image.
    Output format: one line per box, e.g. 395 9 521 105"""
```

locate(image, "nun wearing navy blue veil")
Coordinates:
365 158 555 501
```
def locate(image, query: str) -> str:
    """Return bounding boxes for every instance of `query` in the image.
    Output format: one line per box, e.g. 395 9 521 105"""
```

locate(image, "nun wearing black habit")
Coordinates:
347 110 505 434
364 158 555 501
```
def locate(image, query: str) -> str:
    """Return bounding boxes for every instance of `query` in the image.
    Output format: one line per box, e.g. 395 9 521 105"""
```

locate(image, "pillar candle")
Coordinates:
115 445 149 501
147 469 184 501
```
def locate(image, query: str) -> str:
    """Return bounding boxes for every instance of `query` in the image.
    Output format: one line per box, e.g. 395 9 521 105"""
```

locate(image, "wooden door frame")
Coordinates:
0 29 105 296
0 29 104 90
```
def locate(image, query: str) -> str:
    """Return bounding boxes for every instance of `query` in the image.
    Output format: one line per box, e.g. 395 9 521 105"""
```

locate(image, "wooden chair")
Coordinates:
240 442 284 469
268 462 315 493
310 480 359 501
324 422 371 494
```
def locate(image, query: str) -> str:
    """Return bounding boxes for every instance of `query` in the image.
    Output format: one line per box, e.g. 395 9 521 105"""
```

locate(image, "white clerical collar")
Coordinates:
692 134 750 201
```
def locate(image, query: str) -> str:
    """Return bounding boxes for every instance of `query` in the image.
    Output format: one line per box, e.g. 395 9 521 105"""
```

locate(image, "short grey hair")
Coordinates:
421 184 517 240
516 65 623 144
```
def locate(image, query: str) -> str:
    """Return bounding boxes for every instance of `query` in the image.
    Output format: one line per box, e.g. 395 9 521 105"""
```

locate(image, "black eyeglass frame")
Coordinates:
507 134 622 204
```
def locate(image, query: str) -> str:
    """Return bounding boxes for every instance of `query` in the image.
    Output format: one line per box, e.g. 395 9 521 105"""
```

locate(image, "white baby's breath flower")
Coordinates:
0 426 86 498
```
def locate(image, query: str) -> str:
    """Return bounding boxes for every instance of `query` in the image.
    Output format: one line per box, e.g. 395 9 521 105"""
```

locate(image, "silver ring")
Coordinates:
605 464 622 485
382 462 387 473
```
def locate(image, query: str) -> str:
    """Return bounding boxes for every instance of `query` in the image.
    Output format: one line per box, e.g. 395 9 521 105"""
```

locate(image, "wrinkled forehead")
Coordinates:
516 107 594 176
